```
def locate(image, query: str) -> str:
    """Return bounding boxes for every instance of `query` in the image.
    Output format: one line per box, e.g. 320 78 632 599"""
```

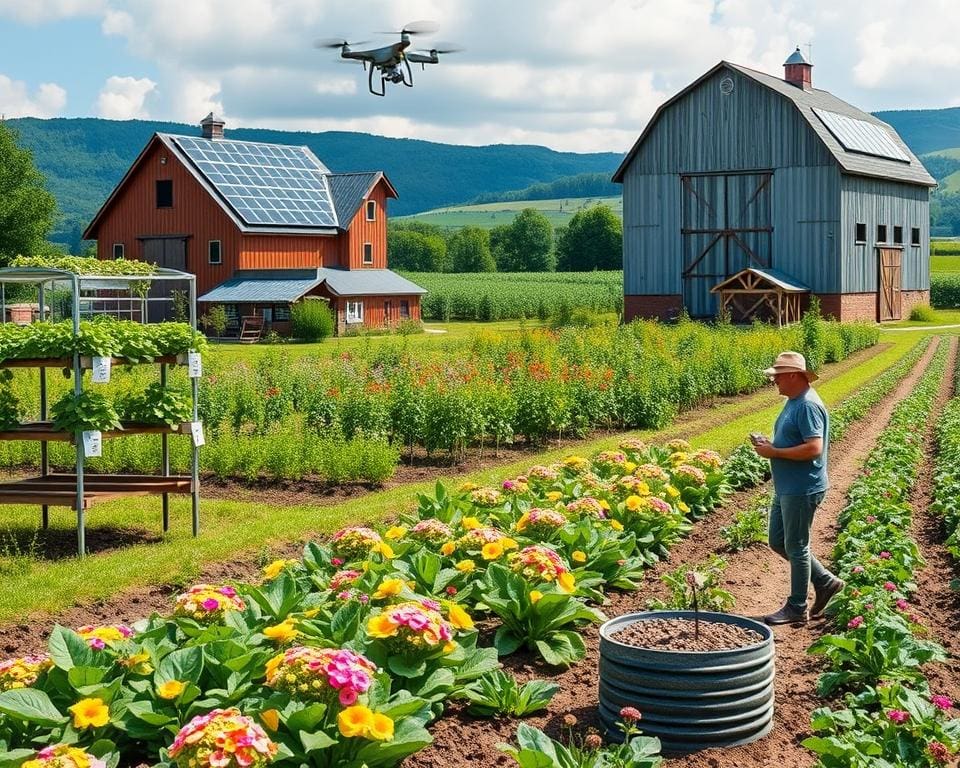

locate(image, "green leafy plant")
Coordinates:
200 305 228 339
0 371 21 431
291 299 335 342
51 390 122 433
722 443 770 490
118 383 192 427
499 720 662 768
647 554 734 613
720 493 770 551
459 670 559 717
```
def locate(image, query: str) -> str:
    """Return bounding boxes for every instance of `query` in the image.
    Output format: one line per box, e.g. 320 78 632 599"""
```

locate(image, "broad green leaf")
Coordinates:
157 646 204 685
0 688 67 726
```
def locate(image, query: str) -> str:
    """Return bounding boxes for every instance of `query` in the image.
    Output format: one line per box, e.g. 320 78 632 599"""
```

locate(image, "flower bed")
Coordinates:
802 339 960 767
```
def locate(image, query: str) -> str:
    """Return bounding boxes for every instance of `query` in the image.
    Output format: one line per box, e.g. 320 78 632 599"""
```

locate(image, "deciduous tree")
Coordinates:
449 226 496 272
0 123 57 265
555 204 622 271
491 208 554 271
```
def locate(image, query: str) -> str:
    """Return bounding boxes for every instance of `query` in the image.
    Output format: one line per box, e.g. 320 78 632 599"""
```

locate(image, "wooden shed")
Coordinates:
614 49 936 323
711 267 809 327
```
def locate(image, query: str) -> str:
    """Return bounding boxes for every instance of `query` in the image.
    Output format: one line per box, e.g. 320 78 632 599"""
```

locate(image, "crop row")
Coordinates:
802 338 959 767
932 348 960 560
931 273 960 308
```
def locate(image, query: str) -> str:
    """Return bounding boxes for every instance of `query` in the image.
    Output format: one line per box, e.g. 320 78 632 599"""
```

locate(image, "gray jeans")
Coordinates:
768 491 834 609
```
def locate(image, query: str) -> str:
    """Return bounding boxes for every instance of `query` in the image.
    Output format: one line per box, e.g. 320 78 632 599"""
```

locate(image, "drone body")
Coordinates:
316 22 458 96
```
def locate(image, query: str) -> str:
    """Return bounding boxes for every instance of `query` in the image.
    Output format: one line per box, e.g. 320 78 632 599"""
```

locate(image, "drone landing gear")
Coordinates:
367 58 415 96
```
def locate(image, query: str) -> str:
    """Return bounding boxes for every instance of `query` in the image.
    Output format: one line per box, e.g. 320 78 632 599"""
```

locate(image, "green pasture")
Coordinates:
0 331 929 624
396 196 622 230
932 255 960 273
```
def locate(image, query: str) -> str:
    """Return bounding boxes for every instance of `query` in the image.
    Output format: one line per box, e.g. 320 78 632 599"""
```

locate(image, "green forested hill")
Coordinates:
5 117 621 251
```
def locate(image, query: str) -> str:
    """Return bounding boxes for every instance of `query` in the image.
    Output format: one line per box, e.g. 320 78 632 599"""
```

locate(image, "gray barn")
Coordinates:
613 50 935 323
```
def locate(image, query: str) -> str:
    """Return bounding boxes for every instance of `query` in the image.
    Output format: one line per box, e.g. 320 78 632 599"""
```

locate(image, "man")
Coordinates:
752 351 843 625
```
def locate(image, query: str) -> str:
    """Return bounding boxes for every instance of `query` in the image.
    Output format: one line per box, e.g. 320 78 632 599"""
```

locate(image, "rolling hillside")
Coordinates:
396 196 623 229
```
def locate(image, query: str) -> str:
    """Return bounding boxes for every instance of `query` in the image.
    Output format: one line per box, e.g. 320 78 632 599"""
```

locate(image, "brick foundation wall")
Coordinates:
624 294 683 322
900 290 930 320
816 290 930 323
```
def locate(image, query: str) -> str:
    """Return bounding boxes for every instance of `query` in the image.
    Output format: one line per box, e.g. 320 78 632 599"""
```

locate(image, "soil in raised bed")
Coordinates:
612 617 765 652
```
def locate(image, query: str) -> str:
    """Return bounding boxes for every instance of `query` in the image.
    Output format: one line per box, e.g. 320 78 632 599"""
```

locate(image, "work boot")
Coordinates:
811 578 845 618
763 602 808 626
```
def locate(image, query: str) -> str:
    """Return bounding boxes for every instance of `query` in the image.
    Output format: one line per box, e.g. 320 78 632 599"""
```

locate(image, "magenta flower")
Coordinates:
201 598 220 611
852 565 865 574
931 695 953 711
895 598 909 611
89 638 106 650
879 551 891 560
847 616 864 630
928 741 950 763
887 709 909 724
864 603 874 611
331 558 344 567
619 706 642 723
883 581 897 591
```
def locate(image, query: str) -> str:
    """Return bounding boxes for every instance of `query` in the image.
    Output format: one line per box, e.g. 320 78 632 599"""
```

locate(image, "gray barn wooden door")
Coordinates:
681 172 773 318
141 237 188 322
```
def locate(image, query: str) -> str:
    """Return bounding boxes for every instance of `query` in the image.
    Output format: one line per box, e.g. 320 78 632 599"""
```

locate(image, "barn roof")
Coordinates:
710 267 810 293
197 267 426 303
84 134 397 239
613 61 936 188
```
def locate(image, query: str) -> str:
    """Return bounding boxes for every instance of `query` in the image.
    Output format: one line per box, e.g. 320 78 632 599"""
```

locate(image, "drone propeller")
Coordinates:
420 42 462 54
314 37 370 49
380 20 438 36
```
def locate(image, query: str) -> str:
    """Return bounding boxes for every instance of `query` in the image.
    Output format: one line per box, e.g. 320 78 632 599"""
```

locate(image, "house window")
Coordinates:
400 300 410 318
112 243 124 259
366 200 376 221
363 243 373 264
893 226 903 245
156 180 173 208
877 224 887 243
855 223 866 243
274 304 291 321
208 240 222 264
346 301 364 324
911 227 921 246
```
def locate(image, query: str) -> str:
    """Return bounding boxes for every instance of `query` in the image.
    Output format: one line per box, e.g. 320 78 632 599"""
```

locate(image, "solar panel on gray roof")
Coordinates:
172 136 338 227
811 108 910 163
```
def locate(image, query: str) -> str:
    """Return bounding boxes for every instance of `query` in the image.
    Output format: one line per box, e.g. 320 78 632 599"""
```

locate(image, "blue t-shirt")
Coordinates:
770 387 829 496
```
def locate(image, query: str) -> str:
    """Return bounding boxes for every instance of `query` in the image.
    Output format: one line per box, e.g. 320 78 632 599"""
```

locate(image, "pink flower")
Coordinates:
865 515 877 523
852 566 865 574
879 551 891 560
331 558 344 566
864 603 874 611
619 706 642 723
89 638 106 650
895 598 909 611
928 741 950 763
446 586 458 595
202 598 220 611
883 581 897 592
931 695 953 711
887 709 909 724
847 616 864 630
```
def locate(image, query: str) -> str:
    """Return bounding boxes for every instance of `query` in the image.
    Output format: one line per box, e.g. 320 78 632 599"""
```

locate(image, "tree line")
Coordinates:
388 205 622 273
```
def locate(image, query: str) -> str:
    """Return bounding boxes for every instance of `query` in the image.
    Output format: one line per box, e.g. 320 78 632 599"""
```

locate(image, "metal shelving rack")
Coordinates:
0 266 201 556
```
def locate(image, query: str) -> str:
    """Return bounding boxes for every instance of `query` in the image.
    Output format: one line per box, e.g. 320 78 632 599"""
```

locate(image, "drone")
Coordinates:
316 21 460 96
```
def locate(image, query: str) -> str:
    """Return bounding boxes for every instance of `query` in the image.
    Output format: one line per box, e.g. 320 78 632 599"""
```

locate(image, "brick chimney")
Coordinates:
783 47 812 90
200 112 225 140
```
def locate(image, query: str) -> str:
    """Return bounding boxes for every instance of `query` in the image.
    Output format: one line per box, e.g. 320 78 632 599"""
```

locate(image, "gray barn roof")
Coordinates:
613 61 936 188
197 268 426 303
328 172 396 224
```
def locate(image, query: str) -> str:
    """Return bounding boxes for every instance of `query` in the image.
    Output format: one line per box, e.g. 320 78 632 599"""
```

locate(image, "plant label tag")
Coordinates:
91 356 111 383
187 351 202 379
82 430 102 457
190 421 205 447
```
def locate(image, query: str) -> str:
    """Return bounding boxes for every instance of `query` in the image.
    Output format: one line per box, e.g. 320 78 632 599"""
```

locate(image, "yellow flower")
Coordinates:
546 491 563 503
529 590 544 604
69 698 110 729
514 512 531 532
263 619 299 644
599 500 610 511
440 541 456 556
338 705 375 738
369 712 395 741
262 559 291 580
624 461 637 473
367 614 400 638
157 680 186 700
501 537 519 550
455 559 476 573
385 526 407 540
461 517 481 530
557 572 577 594
610 520 624 532
443 641 457 654
373 578 405 600
303 607 320 618
373 542 395 559
481 541 504 560
260 709 280 732
458 482 479 492
665 485 680 499
678 501 690 514
625 495 643 511
265 653 284 679
572 550 587 563
447 604 474 630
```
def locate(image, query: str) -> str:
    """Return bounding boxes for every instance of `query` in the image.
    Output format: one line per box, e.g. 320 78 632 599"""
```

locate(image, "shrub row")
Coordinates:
932 350 960 560
931 273 960 308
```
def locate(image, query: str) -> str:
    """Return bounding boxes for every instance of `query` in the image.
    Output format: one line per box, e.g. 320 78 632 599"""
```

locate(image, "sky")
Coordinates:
1 0 959 154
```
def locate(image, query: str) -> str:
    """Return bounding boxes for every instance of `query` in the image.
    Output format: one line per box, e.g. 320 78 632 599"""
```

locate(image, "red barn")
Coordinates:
83 114 425 336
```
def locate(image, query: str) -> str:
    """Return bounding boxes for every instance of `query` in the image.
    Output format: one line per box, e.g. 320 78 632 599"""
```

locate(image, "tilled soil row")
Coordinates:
403 339 943 768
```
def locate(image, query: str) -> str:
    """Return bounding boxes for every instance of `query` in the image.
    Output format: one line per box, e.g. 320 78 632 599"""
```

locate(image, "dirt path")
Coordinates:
404 338 942 768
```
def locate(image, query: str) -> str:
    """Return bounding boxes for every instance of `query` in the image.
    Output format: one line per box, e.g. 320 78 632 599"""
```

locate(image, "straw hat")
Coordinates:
762 351 818 382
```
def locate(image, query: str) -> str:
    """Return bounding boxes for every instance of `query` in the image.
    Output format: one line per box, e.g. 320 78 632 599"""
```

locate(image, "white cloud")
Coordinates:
95 75 156 119
0 74 66 117
164 73 224 123
0 0 104 23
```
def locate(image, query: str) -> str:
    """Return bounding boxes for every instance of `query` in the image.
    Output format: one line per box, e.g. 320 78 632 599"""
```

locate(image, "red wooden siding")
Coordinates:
338 179 391 269
239 234 338 270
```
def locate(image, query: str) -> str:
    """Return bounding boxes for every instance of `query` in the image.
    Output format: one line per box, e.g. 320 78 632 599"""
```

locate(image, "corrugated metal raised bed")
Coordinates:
599 610 775 754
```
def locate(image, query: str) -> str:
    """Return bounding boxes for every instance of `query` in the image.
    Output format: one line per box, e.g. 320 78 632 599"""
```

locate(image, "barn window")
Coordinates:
208 240 222 264
855 223 866 243
346 301 364 323
274 304 291 321
877 225 887 243
911 227 921 246
156 180 173 208
400 300 410 318
893 226 903 245
112 243 124 259
366 200 376 221
363 243 373 264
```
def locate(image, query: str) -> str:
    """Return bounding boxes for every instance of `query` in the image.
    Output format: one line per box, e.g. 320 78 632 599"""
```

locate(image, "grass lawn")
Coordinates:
395 196 622 230
932 255 960 273
0 331 930 624
882 309 960 328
